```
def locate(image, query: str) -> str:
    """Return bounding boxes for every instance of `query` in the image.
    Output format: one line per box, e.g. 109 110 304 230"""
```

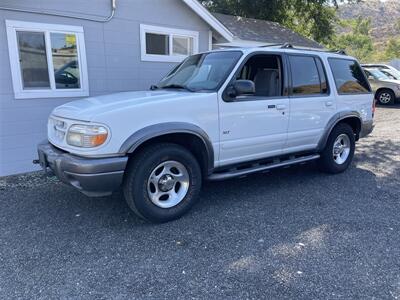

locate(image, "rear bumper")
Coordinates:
394 90 400 100
359 120 374 139
37 141 128 197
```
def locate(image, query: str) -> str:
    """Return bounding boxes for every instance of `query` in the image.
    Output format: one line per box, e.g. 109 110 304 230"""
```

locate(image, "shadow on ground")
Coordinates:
1 155 399 298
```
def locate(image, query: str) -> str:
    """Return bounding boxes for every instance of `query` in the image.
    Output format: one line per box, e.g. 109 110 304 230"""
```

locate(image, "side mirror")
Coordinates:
227 80 255 98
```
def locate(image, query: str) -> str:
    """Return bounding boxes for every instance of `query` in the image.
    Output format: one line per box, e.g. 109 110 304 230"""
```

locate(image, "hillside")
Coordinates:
337 0 400 48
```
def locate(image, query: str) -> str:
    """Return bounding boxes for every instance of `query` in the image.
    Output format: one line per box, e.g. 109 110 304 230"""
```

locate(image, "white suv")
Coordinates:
37 45 374 222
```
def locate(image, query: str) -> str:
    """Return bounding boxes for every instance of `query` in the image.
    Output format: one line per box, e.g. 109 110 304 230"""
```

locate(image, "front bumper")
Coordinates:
37 141 128 197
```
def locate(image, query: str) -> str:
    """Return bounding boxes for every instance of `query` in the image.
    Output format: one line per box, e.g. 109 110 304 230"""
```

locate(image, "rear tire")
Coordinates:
376 89 395 105
123 143 202 223
319 123 355 174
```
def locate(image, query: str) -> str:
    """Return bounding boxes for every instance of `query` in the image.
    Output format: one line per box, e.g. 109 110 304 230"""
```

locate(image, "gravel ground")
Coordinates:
0 106 399 299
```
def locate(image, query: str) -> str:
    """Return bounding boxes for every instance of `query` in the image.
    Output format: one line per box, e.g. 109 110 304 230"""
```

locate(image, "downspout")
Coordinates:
0 0 116 22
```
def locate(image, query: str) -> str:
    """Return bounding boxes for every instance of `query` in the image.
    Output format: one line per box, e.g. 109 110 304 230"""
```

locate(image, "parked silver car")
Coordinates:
363 68 400 105
362 64 400 79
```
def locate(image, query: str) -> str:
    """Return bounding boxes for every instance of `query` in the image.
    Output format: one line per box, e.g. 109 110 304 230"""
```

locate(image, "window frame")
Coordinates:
6 20 89 99
287 53 331 98
140 24 199 63
222 51 289 102
328 57 372 95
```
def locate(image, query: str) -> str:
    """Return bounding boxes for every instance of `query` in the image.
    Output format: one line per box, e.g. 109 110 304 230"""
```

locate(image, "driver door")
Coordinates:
218 53 289 166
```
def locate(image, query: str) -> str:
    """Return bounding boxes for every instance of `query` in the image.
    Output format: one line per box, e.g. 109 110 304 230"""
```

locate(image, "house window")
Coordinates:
6 20 89 99
140 24 199 62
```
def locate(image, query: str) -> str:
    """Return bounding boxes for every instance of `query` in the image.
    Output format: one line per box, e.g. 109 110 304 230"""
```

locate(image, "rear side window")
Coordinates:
328 58 371 94
289 55 328 96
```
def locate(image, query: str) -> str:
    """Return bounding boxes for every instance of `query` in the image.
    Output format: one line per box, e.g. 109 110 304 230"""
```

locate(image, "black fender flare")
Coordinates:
119 122 215 174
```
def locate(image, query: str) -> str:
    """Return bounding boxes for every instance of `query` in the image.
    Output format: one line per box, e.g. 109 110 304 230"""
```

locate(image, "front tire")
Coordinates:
319 123 355 174
376 89 395 105
123 143 202 223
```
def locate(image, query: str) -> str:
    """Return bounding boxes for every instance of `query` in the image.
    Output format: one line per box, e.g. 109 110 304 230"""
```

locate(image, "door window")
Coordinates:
235 54 283 98
289 55 328 96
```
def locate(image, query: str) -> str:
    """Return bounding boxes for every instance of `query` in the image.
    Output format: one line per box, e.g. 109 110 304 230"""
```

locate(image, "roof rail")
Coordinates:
259 43 286 48
334 49 347 55
258 42 347 56
281 43 294 49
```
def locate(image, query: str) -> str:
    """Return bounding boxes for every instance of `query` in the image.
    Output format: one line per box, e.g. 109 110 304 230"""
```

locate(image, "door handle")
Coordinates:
325 101 333 107
276 104 286 110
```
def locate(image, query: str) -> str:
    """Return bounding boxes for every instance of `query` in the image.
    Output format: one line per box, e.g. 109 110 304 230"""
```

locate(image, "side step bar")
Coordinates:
208 154 320 181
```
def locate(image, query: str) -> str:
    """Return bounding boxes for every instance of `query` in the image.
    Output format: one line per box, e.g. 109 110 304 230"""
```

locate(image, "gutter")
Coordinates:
0 0 116 23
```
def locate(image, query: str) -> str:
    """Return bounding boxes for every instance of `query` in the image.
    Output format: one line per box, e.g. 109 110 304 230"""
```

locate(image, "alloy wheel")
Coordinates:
147 160 190 208
332 134 351 165
379 92 392 104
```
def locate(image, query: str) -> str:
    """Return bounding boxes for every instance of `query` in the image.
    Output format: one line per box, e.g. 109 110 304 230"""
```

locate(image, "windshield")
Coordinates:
367 69 390 80
157 51 243 92
381 69 400 80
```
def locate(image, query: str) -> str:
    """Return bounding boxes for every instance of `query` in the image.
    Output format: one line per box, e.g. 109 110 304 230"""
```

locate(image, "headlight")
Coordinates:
66 124 108 148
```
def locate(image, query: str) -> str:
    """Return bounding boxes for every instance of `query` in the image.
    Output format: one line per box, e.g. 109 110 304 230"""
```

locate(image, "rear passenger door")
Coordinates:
285 54 335 153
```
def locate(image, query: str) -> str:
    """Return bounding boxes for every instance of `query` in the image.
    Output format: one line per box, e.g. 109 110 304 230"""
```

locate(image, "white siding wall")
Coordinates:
0 0 211 176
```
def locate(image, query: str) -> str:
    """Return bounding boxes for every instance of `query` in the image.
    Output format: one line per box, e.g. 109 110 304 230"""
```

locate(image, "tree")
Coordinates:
201 0 359 44
395 19 400 32
334 34 373 62
331 17 374 62
385 38 400 60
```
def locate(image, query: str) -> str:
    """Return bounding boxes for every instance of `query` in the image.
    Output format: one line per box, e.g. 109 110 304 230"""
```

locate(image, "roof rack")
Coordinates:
281 43 294 49
334 49 347 55
259 43 286 48
259 43 347 55
259 42 294 48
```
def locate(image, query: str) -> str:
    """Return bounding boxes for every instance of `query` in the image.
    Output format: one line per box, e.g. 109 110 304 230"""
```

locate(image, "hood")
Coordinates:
52 90 202 121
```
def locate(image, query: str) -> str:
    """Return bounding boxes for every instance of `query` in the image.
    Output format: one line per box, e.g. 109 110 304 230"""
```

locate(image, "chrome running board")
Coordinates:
208 154 320 181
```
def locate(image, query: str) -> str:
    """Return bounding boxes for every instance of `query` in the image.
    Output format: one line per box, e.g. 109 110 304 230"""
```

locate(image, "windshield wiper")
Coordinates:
160 84 195 92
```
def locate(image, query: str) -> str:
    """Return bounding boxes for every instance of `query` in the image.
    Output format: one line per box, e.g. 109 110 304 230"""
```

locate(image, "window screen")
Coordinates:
146 33 169 55
328 58 371 94
17 31 50 89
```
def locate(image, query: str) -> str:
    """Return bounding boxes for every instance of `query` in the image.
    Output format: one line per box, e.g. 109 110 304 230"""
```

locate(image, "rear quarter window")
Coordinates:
328 58 371 94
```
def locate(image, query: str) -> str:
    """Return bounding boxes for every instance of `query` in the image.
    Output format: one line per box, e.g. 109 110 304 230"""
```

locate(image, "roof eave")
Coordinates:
182 0 233 42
